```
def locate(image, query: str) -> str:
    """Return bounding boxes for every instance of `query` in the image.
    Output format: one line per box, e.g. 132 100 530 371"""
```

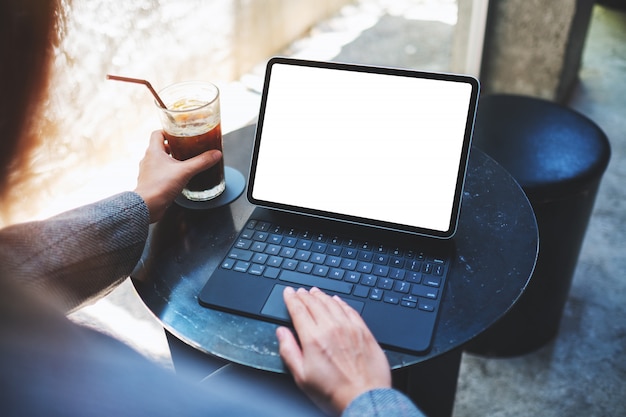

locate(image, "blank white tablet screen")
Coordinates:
252 63 473 233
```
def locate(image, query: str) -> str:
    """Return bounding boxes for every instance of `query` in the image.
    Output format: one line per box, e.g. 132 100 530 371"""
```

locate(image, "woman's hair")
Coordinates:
0 0 61 201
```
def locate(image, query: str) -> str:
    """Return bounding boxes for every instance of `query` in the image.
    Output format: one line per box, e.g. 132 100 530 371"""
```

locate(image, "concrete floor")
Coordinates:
454 5 626 416
70 2 626 416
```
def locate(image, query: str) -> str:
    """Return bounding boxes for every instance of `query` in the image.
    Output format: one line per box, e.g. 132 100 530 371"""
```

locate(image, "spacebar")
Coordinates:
279 271 353 294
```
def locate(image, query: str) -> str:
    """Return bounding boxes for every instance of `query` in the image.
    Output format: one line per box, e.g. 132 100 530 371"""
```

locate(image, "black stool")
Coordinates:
465 94 611 356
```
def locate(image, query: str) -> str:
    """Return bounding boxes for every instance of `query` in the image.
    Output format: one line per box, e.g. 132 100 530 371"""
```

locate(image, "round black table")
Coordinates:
132 123 538 417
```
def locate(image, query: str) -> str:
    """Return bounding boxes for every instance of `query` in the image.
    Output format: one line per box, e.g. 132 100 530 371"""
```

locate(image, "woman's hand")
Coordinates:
276 287 392 416
133 130 222 223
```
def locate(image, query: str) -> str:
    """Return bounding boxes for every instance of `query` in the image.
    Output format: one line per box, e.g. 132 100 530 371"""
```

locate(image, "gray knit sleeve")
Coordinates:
0 191 150 312
342 388 425 417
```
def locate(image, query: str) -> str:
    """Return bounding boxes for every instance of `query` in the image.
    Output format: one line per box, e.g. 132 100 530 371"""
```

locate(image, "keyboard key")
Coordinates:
373 254 389 265
311 242 327 253
424 276 442 288
283 237 297 247
221 259 235 269
283 259 298 270
378 278 393 290
253 231 269 241
268 234 283 244
325 256 342 267
327 245 342 255
341 248 357 258
370 288 383 300
357 251 373 261
402 295 418 304
313 265 329 277
228 249 253 261
313 233 326 242
412 285 439 299
297 239 312 250
235 239 252 250
311 253 326 264
344 238 357 247
390 257 405 268
264 267 280 279
295 250 311 261
384 294 400 305
279 271 353 294
279 247 296 258
240 229 254 239
256 222 271 231
234 261 250 273
251 242 267 252
353 285 369 298
407 260 422 271
394 281 411 294
389 268 405 280
252 253 268 264
267 256 283 267
345 272 361 283
265 244 281 255
361 274 377 287
249 264 265 275
407 272 422 283
297 262 314 273
356 262 373 274
373 265 389 277
329 268 345 280
418 299 436 312
340 259 357 270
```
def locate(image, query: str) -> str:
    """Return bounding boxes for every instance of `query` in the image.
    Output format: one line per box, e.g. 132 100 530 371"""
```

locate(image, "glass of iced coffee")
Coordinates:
156 81 225 201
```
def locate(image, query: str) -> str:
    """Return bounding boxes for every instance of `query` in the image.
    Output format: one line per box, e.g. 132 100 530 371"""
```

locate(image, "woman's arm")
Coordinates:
0 191 150 312
343 389 425 417
0 130 222 312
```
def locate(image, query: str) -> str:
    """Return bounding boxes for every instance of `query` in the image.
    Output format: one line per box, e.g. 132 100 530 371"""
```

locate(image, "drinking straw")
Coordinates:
106 74 168 109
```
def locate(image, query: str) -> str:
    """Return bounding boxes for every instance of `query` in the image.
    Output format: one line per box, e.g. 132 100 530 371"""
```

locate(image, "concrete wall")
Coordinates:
479 0 595 102
452 0 490 77
233 0 353 78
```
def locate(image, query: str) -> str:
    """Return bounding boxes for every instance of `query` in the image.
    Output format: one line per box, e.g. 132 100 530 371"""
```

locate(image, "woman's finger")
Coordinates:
276 326 304 379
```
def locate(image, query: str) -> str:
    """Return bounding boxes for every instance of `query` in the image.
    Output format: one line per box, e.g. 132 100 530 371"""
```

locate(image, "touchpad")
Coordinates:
261 284 365 322
261 284 292 321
